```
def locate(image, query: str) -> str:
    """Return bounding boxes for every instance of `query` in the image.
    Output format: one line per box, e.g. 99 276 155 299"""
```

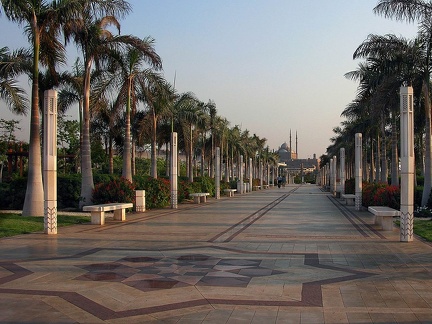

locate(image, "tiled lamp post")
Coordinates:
170 132 178 209
400 86 414 242
215 147 220 199
355 133 362 211
44 90 57 234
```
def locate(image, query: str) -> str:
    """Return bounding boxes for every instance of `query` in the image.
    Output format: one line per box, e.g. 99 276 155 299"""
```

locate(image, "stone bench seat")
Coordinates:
83 203 133 225
189 193 210 204
341 194 355 206
223 189 237 197
253 186 261 191
368 206 400 231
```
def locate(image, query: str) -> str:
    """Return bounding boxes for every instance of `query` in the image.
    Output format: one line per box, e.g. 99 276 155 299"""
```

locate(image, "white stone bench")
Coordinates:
189 193 210 204
341 194 355 206
263 184 269 189
253 186 261 191
83 202 133 225
224 189 237 197
368 206 400 231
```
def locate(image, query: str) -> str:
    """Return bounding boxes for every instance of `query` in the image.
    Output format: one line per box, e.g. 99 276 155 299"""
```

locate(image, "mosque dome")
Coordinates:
280 142 289 151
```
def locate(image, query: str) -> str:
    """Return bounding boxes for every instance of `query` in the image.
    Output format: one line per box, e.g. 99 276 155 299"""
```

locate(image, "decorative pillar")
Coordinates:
355 133 362 211
215 147 221 199
400 86 414 242
44 90 57 234
332 156 337 196
239 155 243 194
249 158 253 192
170 132 178 209
135 190 145 212
340 148 346 194
259 162 263 189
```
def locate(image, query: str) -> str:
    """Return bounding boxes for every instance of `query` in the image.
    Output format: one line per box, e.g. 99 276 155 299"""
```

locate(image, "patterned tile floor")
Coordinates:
1 184 432 323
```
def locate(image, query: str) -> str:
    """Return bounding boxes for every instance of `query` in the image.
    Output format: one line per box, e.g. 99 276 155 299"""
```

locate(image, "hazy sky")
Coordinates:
0 0 419 158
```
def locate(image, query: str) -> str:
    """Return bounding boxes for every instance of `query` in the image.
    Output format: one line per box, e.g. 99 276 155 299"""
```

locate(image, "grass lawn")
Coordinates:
0 213 91 238
413 219 432 242
395 218 432 242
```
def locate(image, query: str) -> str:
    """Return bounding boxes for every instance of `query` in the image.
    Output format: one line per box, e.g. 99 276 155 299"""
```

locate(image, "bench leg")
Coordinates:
381 217 394 231
193 196 200 204
113 208 126 221
346 199 354 206
201 196 206 203
375 216 383 226
91 211 104 225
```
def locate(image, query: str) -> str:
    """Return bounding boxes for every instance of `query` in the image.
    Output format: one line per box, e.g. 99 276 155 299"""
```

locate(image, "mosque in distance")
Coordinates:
277 131 319 177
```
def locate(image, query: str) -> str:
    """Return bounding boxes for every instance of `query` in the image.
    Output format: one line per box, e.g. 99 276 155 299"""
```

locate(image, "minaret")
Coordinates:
289 129 292 160
296 131 298 159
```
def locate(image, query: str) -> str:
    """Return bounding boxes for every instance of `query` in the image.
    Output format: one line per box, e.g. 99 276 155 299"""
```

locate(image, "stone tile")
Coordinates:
2 185 432 322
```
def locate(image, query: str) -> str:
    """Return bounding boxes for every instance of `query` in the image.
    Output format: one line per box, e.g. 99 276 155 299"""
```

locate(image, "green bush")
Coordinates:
92 177 136 204
194 176 215 196
0 177 26 209
58 174 81 209
134 176 170 209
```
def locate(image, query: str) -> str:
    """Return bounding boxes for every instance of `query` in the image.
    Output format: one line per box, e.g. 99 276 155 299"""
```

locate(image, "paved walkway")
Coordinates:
1 184 432 323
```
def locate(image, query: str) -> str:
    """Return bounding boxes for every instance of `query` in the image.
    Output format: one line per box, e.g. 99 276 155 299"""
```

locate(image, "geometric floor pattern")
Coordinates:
76 254 286 291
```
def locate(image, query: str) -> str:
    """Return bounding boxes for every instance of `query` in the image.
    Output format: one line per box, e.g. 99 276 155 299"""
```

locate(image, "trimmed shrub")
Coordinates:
58 174 81 209
344 178 355 194
0 177 26 209
415 186 423 209
134 176 170 209
194 176 215 196
362 182 400 209
92 177 136 204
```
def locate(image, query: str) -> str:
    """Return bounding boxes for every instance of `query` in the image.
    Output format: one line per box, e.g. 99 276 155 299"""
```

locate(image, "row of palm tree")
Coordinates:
0 0 276 215
326 0 432 206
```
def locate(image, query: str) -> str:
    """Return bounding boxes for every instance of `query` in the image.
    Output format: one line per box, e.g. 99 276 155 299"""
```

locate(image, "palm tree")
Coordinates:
58 58 85 149
63 0 162 207
176 97 206 182
350 33 421 185
374 0 432 205
0 46 30 115
99 43 162 181
137 71 169 179
1 0 81 216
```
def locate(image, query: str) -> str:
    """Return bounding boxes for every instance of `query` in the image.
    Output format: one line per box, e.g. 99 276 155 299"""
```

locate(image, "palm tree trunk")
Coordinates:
380 121 388 183
422 81 432 206
376 135 380 182
188 124 193 182
109 136 113 174
22 27 44 216
79 59 95 209
122 78 132 181
391 114 399 186
151 111 158 178
370 138 375 182
165 142 170 177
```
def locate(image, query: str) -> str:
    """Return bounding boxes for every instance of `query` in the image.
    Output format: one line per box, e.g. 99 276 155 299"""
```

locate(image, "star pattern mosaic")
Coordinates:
75 254 286 291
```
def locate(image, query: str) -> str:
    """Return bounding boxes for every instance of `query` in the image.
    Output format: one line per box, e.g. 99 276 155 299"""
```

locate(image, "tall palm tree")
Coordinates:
0 46 30 115
177 97 206 182
351 33 421 185
374 0 432 205
58 58 85 149
137 71 169 179
99 43 162 181
1 0 81 216
63 0 161 207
